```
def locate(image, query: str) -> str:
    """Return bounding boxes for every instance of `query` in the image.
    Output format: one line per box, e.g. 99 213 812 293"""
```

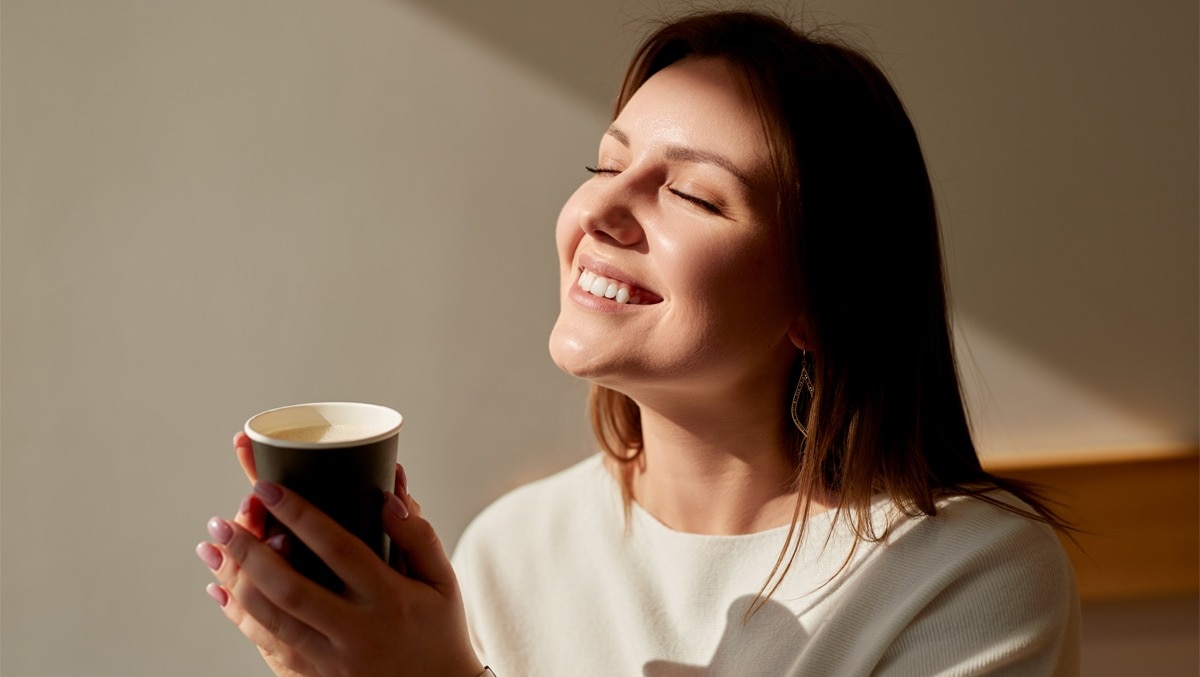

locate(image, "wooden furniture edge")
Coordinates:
984 447 1199 601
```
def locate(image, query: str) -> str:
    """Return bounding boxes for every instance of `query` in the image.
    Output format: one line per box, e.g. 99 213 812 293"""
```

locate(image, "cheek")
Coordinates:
681 237 792 326
667 233 764 292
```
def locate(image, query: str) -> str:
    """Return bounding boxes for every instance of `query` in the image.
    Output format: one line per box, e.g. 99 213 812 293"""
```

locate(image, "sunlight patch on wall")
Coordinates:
954 315 1182 466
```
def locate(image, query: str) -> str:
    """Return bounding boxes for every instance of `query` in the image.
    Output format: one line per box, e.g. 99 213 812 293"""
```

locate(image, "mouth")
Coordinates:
575 266 663 305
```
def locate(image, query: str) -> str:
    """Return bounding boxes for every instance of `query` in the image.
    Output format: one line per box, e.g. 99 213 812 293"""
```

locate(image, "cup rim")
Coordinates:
244 402 404 449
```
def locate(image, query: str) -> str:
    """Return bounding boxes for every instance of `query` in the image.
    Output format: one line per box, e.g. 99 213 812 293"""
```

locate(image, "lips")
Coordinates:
574 261 663 306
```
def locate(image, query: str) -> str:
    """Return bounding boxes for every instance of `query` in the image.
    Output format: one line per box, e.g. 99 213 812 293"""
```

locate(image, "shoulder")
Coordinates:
853 492 1081 674
870 492 1077 607
796 493 1079 675
910 492 1073 574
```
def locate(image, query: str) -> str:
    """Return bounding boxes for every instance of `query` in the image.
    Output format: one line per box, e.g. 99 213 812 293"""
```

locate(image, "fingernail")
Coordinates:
254 481 282 505
398 464 409 495
196 542 223 570
387 491 410 520
206 583 228 607
265 533 290 556
207 517 233 544
238 494 252 516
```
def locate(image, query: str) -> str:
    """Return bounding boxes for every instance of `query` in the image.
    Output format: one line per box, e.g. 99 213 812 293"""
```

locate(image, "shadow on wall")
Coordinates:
399 0 1200 445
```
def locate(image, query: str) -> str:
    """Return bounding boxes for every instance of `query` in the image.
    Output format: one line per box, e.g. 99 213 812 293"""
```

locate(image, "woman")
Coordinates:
197 10 1080 676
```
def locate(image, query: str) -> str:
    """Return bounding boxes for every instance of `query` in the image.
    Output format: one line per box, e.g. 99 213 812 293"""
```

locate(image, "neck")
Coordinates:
623 387 813 535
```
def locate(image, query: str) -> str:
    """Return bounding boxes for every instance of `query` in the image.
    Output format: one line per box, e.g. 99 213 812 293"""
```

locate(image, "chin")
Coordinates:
548 324 594 379
548 321 628 386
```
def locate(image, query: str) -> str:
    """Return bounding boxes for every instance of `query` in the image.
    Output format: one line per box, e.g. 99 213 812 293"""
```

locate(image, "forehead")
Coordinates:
613 57 771 175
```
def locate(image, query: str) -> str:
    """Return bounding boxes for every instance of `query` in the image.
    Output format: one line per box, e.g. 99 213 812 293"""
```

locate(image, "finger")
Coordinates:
394 463 408 496
202 580 296 672
228 566 329 662
204 556 325 675
388 464 413 575
196 526 281 603
382 491 457 593
217 516 343 643
234 493 267 539
386 475 409 575
252 482 385 594
234 431 257 484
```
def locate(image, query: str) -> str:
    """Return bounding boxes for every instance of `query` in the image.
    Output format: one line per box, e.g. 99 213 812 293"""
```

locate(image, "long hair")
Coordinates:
589 10 1068 607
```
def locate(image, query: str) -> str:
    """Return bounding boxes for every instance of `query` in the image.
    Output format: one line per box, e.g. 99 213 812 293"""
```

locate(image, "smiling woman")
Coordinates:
198 9 1081 677
550 57 795 403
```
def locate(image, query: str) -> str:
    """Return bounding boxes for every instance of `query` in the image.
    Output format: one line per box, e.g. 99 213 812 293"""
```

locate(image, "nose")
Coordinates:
577 178 645 248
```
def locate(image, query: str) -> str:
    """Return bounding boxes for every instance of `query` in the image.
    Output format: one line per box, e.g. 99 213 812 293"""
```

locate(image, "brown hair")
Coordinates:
590 9 1068 608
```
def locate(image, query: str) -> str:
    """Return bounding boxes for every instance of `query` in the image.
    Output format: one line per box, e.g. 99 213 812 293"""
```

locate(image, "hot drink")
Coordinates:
267 423 378 444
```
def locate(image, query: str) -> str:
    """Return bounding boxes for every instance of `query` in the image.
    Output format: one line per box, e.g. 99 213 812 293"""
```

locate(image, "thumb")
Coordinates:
382 492 457 594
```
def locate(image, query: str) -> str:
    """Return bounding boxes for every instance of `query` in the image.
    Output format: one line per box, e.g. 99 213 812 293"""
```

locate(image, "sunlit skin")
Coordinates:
549 57 819 535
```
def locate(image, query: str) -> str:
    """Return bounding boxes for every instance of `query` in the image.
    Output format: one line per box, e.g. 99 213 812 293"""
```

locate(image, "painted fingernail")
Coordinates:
265 533 290 556
238 494 252 516
207 517 233 544
196 541 223 570
206 583 228 607
253 481 282 505
387 491 410 520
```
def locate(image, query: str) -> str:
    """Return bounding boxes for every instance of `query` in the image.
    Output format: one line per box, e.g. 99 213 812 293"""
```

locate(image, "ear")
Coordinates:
786 315 808 352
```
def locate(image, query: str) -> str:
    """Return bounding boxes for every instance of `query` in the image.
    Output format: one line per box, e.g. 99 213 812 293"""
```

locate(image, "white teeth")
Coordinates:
589 276 608 296
577 269 639 305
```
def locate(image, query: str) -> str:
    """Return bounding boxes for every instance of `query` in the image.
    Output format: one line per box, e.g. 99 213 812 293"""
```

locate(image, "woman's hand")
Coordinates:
197 436 483 677
196 433 307 673
233 431 258 484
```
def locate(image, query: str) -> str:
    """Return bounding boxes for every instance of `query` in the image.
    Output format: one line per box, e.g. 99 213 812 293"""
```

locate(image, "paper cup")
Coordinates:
244 402 403 590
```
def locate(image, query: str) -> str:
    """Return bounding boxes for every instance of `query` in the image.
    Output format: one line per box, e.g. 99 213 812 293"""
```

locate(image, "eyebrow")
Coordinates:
605 125 755 189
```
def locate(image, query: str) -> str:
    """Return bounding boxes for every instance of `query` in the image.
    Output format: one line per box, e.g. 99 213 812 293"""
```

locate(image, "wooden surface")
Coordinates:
988 450 1199 601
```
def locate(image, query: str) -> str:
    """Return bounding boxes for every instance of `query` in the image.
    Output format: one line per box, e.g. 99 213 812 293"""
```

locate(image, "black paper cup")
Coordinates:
244 402 403 591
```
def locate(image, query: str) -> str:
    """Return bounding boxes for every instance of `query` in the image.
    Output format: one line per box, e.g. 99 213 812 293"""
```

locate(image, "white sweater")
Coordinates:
452 455 1080 676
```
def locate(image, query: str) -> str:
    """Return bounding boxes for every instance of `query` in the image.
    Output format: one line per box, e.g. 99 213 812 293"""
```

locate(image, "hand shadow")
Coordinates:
643 594 809 677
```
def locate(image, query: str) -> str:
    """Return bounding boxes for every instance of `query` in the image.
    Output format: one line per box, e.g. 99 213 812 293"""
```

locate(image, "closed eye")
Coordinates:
668 188 722 215
587 166 723 215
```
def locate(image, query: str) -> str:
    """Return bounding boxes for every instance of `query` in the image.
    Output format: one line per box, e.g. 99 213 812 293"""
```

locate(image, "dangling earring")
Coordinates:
790 350 814 439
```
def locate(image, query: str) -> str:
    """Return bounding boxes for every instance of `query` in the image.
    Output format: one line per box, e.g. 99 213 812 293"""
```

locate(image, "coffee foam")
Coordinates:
268 423 378 444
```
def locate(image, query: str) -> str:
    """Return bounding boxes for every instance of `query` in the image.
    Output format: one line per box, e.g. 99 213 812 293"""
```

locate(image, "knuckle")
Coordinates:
258 605 286 638
280 654 307 673
235 582 288 640
326 530 362 563
272 573 309 614
274 578 308 614
412 518 441 549
239 603 278 639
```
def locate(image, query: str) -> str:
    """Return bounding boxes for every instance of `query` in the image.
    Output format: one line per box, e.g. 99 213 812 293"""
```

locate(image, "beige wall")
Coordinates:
2 1 1195 675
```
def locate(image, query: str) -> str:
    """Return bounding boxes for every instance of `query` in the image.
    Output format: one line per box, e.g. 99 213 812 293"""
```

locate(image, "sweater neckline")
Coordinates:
587 455 844 545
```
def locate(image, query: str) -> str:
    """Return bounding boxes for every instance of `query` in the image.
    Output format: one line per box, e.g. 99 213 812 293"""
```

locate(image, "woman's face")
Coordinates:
549 57 801 403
